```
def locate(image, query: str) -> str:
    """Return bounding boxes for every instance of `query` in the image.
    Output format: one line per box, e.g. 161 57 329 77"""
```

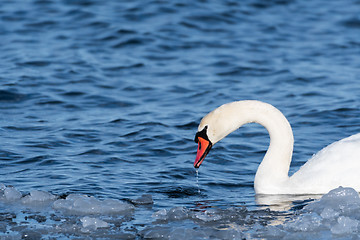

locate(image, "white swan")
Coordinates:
194 100 360 194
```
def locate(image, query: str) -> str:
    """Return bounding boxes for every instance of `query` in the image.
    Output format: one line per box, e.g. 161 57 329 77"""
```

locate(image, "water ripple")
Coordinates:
0 0 360 238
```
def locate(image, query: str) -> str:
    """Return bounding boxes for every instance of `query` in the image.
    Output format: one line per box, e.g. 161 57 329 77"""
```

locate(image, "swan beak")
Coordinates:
194 137 212 168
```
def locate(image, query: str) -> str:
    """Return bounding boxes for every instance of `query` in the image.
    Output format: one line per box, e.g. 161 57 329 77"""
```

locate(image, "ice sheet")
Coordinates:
1 184 360 239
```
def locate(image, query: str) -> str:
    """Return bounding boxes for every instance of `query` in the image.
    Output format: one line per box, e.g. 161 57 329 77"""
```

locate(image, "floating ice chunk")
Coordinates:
4 186 22 200
170 228 208 239
130 194 153 205
53 194 134 215
73 195 102 214
320 207 339 219
210 228 245 240
140 226 171 239
331 216 359 235
101 199 135 214
285 213 322 232
80 216 108 229
194 208 222 222
53 199 72 211
21 190 56 204
281 187 360 237
0 183 5 191
321 186 360 205
168 228 186 239
306 186 360 215
152 209 168 220
167 207 188 221
255 225 285 239
29 190 56 201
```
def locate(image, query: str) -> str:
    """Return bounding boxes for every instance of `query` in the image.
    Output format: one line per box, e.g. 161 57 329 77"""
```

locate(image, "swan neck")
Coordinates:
212 101 294 194
244 102 293 194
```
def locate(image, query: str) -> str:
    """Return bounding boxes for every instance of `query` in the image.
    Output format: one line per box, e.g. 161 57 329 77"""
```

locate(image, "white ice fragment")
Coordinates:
169 228 185 239
306 186 360 214
141 226 171 239
167 207 188 221
101 199 134 214
194 208 222 222
65 194 89 202
73 195 102 214
320 207 339 219
285 213 322 232
21 190 56 204
280 187 360 237
321 186 360 203
4 186 22 200
170 228 208 239
130 194 153 205
258 225 285 239
211 228 244 240
80 216 108 229
152 209 168 220
331 216 359 235
0 183 5 191
53 194 133 215
30 190 56 201
53 199 73 211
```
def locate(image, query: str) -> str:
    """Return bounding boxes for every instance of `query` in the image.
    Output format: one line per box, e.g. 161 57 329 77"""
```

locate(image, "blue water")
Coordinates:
0 0 360 238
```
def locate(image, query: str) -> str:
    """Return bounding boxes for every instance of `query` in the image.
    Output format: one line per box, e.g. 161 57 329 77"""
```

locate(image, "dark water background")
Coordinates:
1 0 360 238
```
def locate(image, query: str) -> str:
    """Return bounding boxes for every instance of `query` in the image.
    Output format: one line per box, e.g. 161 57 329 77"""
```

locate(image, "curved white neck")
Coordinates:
201 101 294 194
247 101 293 194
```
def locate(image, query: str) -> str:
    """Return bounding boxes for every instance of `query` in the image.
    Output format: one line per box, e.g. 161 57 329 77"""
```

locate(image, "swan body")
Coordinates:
194 100 360 194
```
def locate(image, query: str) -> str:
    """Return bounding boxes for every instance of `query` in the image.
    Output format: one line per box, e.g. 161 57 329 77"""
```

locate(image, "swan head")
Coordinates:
194 101 256 168
194 103 239 168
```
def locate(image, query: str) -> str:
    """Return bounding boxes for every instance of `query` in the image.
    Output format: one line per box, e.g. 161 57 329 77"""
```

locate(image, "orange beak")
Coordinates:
194 137 212 168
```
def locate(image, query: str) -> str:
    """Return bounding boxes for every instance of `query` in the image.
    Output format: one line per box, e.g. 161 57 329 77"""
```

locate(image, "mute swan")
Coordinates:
194 100 360 194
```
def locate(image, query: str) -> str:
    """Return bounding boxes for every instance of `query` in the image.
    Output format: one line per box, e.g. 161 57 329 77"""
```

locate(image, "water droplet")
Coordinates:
195 169 201 194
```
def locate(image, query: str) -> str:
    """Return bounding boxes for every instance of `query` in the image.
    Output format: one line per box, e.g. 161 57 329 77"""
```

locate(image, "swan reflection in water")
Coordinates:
255 193 321 211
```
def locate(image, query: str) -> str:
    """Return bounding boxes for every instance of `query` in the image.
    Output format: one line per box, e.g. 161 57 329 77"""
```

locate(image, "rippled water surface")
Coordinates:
1 0 360 239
